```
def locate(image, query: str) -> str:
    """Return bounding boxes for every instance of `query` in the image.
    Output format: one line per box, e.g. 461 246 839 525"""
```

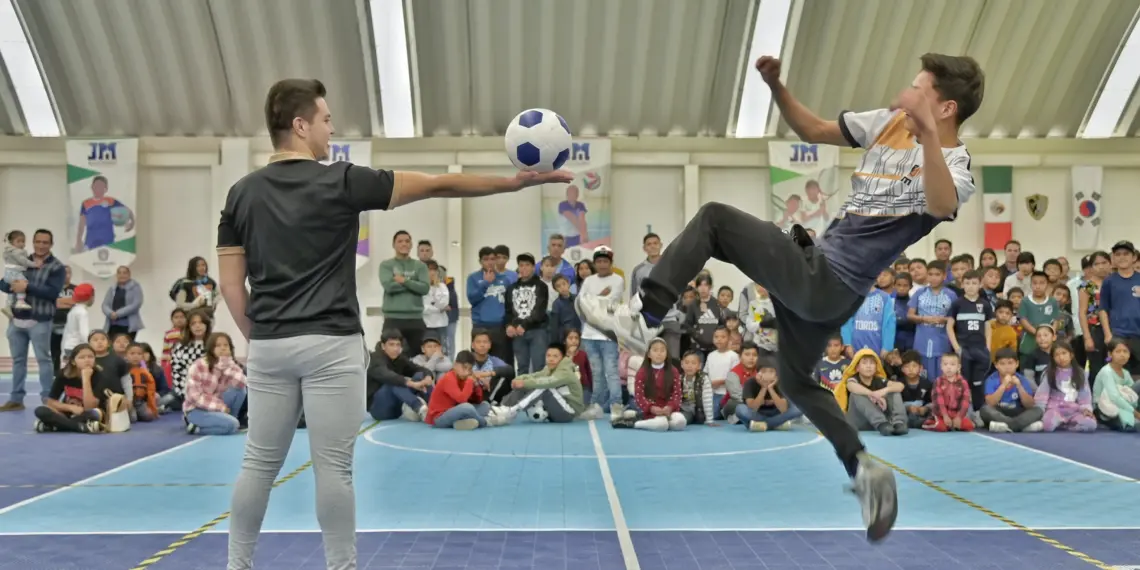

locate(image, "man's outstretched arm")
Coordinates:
757 56 851 147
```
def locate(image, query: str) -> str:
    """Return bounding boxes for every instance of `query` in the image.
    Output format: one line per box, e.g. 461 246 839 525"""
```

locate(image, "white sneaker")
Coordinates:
987 421 1011 433
851 451 897 543
575 294 661 355
400 403 420 422
488 405 515 426
452 418 479 430
749 421 768 432
622 409 637 419
582 403 603 420
610 403 624 422
726 414 740 425
1023 420 1044 433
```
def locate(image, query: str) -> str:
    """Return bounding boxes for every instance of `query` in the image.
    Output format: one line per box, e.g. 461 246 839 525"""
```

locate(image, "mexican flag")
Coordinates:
982 166 1012 250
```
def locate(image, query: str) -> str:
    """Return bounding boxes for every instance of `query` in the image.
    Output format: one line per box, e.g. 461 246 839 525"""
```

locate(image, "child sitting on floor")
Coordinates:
897 350 932 428
1034 341 1096 433
1094 339 1140 431
927 352 974 432
613 338 684 431
489 342 584 424
980 348 1044 433
427 350 494 430
678 350 715 426
843 348 908 436
733 356 803 431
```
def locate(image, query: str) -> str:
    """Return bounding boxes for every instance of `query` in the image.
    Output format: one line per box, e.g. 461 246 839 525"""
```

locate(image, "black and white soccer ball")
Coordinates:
526 400 549 423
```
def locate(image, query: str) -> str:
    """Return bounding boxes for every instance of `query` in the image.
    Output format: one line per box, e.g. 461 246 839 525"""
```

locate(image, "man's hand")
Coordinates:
511 378 525 390
891 88 938 136
482 270 496 283
755 56 782 86
393 274 405 284
513 170 574 189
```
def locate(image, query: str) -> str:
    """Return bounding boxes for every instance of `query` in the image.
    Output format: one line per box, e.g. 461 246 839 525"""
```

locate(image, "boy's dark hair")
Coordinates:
1005 239 1021 249
471 328 491 341
926 260 947 273
516 253 536 266
901 350 923 366
739 340 760 356
919 53 985 124
995 299 1014 313
418 239 431 247
681 349 703 361
1007 287 1024 298
421 335 440 345
826 333 844 344
960 253 975 266
982 266 1001 277
950 254 970 266
392 230 410 243
552 274 568 286
454 350 477 366
264 79 327 148
757 357 777 371
546 342 567 356
935 238 952 249
994 347 1019 363
425 259 439 270
717 285 733 295
894 271 912 285
170 307 187 319
1030 270 1049 282
493 244 510 256
380 330 404 345
908 258 927 267
110 332 131 344
1043 258 1062 271
478 246 495 259
940 351 961 362
643 232 660 244
961 269 982 282
713 325 729 336
1017 251 1036 266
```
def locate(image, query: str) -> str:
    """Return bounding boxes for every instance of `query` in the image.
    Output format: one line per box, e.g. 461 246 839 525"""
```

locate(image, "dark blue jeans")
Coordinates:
512 328 549 375
369 373 429 421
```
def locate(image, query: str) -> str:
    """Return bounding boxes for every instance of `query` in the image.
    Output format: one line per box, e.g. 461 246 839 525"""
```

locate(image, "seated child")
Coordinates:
843 349 908 436
183 333 248 435
489 342 584 424
927 352 974 431
412 334 453 377
980 348 1044 433
470 328 516 404
815 334 851 391
366 330 434 422
1021 325 1055 386
733 356 803 431
613 338 685 431
3 230 36 316
1094 339 1140 431
1034 341 1096 432
125 342 159 422
678 350 715 426
33 343 119 433
89 331 133 418
897 350 932 428
723 341 762 422
426 350 494 430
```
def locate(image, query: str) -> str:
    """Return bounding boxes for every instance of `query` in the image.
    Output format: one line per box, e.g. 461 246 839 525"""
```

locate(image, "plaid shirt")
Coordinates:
931 376 971 418
0 253 65 322
183 357 246 413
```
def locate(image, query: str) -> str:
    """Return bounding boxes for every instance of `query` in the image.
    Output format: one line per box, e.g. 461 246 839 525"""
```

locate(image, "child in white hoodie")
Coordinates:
422 260 450 341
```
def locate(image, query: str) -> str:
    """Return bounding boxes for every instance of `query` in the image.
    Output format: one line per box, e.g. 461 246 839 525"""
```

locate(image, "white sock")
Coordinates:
667 412 687 431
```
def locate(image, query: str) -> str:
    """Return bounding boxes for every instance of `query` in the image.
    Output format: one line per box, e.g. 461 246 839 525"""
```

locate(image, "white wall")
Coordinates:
4 137 1140 357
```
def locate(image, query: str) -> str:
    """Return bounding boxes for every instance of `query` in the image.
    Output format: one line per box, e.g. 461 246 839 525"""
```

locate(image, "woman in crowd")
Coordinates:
102 265 144 340
1079 251 1111 381
184 332 247 435
33 343 119 433
978 248 998 269
170 309 213 407
571 260 594 295
172 256 219 315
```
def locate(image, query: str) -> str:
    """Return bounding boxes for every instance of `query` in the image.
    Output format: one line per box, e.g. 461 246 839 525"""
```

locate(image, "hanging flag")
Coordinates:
65 139 139 278
982 166 1013 251
766 141 841 236
323 141 373 269
1071 166 1103 251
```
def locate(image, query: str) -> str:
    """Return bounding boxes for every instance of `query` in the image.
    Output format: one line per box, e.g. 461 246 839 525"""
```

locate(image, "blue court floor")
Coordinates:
4 380 1140 569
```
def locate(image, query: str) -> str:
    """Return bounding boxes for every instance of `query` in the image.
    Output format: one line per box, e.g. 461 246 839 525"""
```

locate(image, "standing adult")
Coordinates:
51 265 77 373
0 229 66 411
998 240 1021 285
218 78 571 570
102 265 145 341
379 230 429 357
172 256 219 315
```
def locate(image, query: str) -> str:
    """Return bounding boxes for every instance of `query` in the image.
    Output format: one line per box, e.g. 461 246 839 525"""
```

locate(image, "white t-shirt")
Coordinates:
704 349 740 396
61 304 89 354
579 273 624 341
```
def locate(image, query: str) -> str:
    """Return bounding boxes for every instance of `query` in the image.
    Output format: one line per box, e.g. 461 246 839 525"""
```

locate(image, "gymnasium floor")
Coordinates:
3 377 1140 569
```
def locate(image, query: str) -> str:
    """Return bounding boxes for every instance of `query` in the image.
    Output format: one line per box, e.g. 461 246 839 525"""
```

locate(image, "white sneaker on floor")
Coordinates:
987 421 1011 433
622 409 637 419
749 421 768 432
575 294 661 355
580 403 603 420
610 403 624 422
726 414 740 425
851 451 897 543
1023 420 1044 433
452 418 480 431
400 403 420 422
487 405 515 426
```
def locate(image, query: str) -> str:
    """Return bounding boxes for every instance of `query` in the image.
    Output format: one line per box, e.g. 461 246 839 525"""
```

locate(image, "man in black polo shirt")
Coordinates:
0 229 66 412
218 79 571 570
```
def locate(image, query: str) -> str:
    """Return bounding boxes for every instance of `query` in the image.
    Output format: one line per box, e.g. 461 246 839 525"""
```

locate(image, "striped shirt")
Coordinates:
0 253 65 322
819 109 975 294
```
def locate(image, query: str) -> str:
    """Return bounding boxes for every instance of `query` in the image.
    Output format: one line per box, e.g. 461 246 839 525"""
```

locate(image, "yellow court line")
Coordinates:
869 453 1116 570
127 420 381 570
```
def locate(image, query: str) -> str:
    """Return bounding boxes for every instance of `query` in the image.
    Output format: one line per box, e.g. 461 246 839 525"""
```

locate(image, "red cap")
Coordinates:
72 283 94 303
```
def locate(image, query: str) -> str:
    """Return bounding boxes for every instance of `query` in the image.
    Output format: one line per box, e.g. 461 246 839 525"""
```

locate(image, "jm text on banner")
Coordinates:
767 141 841 236
541 139 612 263
324 140 373 269
66 139 139 278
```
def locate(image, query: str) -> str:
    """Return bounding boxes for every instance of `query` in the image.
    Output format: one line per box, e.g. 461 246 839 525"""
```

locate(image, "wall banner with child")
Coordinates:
540 138 612 264
323 140 373 269
767 141 841 237
65 139 139 278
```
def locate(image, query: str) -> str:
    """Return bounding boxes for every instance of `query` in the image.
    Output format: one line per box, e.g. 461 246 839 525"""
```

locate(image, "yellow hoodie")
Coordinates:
833 348 889 412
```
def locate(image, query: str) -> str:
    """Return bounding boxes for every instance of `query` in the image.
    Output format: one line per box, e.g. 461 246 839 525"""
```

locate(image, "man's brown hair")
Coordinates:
263 79 327 148
920 53 985 125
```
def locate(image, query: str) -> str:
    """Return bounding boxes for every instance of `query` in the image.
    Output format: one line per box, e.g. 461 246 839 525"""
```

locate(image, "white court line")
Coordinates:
589 420 640 570
974 432 1136 481
0 437 208 516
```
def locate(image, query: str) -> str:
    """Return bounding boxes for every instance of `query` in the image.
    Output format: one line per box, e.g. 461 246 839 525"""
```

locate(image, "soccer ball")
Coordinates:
582 171 601 190
526 400 549 423
505 108 572 173
110 206 131 226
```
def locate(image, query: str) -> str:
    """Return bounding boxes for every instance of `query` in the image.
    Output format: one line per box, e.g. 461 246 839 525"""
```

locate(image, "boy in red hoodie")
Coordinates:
426 350 493 430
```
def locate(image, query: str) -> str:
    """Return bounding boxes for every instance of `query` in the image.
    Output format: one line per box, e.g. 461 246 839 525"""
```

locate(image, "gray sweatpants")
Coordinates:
228 334 367 570
846 392 907 430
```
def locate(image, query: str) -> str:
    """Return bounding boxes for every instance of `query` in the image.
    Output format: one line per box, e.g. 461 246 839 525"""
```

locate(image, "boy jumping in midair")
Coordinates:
577 53 984 543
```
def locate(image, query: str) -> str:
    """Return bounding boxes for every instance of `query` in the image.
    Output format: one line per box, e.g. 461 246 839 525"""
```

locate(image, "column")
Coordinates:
209 138 251 353
683 164 701 222
446 164 467 347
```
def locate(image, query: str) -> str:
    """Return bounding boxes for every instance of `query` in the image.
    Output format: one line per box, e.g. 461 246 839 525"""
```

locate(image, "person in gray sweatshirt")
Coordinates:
412 334 453 377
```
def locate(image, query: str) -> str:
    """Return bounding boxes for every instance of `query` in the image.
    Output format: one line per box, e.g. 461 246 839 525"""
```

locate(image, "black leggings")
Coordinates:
34 406 99 432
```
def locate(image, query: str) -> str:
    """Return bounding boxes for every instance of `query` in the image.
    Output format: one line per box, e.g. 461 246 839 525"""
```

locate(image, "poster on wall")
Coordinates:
540 138 612 264
323 140 373 269
1071 165 1103 251
65 139 139 278
767 141 841 236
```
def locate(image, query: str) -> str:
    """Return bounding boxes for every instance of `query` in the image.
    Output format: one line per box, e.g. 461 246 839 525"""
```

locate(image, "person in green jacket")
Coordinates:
488 342 583 424
379 231 431 356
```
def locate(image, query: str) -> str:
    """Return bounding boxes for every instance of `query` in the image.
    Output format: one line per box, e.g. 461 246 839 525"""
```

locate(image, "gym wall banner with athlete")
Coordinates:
323 140 373 270
65 139 139 278
767 141 842 237
540 138 612 263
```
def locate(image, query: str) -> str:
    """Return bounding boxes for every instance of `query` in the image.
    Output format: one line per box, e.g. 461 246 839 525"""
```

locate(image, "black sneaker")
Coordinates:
610 417 637 429
891 423 908 436
851 451 898 542
877 424 893 436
